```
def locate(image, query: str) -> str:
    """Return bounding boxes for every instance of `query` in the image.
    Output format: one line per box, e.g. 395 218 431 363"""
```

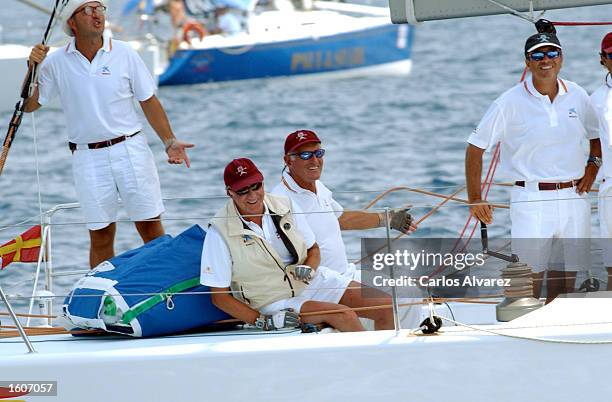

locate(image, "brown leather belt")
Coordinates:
69 131 140 152
514 180 575 190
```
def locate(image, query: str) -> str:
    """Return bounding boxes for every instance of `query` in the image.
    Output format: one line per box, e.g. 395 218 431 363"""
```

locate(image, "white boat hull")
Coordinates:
3 298 611 402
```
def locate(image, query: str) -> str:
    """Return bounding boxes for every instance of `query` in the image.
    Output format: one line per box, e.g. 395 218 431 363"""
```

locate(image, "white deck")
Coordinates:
2 298 612 402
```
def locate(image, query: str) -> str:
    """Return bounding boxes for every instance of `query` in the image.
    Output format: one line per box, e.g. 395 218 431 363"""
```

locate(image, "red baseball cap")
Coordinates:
223 158 264 192
602 32 612 54
284 130 321 154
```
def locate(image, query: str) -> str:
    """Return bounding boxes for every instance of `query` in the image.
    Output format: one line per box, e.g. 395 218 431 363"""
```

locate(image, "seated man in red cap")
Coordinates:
200 158 394 331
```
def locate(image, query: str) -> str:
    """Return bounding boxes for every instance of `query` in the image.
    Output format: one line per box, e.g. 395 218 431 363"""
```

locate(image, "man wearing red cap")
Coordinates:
200 158 394 331
466 30 600 302
24 1 193 268
592 32 612 290
272 130 416 278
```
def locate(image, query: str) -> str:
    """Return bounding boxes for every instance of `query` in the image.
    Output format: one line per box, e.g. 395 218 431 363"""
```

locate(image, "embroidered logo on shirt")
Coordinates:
568 108 578 118
204 266 213 274
243 234 255 245
100 66 111 75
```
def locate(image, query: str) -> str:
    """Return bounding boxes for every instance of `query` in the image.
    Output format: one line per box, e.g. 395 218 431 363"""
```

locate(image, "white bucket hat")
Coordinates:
62 0 107 37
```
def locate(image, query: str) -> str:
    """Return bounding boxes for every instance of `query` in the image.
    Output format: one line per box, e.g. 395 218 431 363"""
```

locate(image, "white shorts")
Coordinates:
510 184 590 273
598 179 612 267
71 134 165 231
259 266 351 314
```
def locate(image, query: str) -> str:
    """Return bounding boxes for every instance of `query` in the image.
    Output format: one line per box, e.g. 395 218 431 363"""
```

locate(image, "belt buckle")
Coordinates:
555 182 561 190
105 139 114 147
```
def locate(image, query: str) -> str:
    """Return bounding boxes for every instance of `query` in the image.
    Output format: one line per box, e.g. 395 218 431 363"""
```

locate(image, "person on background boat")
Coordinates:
200 157 394 332
24 0 194 268
271 129 416 279
169 0 208 48
465 30 601 303
210 7 244 36
591 32 612 291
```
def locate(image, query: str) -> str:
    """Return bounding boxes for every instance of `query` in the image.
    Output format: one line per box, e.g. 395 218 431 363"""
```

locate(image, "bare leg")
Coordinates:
89 223 116 268
546 270 576 304
607 267 612 291
300 301 365 332
135 216 165 243
532 271 544 300
338 281 394 330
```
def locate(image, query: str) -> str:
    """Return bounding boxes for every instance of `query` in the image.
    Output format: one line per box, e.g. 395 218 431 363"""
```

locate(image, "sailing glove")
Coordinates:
256 309 301 331
389 208 414 234
289 264 313 283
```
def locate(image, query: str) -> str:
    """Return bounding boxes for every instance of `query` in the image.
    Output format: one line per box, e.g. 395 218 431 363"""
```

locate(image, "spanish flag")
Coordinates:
0 225 42 269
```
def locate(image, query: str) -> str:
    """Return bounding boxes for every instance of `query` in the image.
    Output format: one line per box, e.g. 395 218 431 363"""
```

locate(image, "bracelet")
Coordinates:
164 138 176 152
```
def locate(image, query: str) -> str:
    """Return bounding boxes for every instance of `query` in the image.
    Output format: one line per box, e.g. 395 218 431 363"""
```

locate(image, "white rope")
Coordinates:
437 315 612 345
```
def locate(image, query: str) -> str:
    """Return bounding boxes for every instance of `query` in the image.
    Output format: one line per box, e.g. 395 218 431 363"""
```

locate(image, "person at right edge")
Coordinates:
465 27 601 304
591 32 612 291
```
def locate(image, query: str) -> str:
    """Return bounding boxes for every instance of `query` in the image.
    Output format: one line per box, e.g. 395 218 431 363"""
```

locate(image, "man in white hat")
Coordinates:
24 1 194 268
465 30 600 302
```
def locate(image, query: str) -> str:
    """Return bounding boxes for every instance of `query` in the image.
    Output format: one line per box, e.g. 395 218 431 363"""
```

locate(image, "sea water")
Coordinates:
1 1 611 309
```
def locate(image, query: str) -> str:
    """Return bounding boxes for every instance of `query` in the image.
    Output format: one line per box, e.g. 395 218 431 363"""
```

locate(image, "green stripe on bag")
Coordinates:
121 277 201 324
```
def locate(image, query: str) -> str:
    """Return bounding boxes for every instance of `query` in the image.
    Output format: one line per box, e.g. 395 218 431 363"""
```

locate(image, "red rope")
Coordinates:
452 67 529 258
551 21 612 26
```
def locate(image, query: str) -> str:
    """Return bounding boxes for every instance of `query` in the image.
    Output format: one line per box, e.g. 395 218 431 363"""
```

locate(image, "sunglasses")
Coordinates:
234 182 262 196
289 149 326 160
529 50 561 61
604 52 612 60
75 5 107 16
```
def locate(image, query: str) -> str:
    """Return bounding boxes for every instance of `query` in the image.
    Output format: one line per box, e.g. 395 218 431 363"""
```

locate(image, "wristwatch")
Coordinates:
587 156 602 168
255 315 270 330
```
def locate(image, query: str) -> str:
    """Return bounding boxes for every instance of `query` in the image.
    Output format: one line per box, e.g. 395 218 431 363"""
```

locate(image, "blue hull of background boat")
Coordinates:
158 23 413 86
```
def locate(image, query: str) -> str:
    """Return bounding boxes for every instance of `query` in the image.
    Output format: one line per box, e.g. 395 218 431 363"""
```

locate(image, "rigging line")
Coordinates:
551 21 612 26
436 315 612 344
483 0 543 23
455 144 501 254
456 63 528 254
352 186 466 265
31 113 43 227
31 0 69 90
8 190 612 230
2 285 365 300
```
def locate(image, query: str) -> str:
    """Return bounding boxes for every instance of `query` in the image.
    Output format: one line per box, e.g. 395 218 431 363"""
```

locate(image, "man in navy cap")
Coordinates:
465 31 600 302
591 32 612 290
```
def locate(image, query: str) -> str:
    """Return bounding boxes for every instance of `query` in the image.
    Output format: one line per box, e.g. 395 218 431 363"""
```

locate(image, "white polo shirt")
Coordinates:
37 35 157 144
591 82 612 179
271 172 350 275
200 200 316 288
468 77 599 181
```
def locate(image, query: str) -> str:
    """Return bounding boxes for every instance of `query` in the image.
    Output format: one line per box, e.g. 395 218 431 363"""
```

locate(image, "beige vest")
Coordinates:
210 193 308 309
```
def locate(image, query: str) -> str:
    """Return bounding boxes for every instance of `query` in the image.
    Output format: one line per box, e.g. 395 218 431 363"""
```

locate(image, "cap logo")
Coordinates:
296 132 307 141
236 166 247 176
538 34 548 41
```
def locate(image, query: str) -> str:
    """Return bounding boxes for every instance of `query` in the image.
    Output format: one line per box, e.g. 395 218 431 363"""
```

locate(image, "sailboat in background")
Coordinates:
0 0 414 111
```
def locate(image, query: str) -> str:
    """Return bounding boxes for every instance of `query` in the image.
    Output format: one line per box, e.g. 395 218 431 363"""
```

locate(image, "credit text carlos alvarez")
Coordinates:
370 250 511 288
